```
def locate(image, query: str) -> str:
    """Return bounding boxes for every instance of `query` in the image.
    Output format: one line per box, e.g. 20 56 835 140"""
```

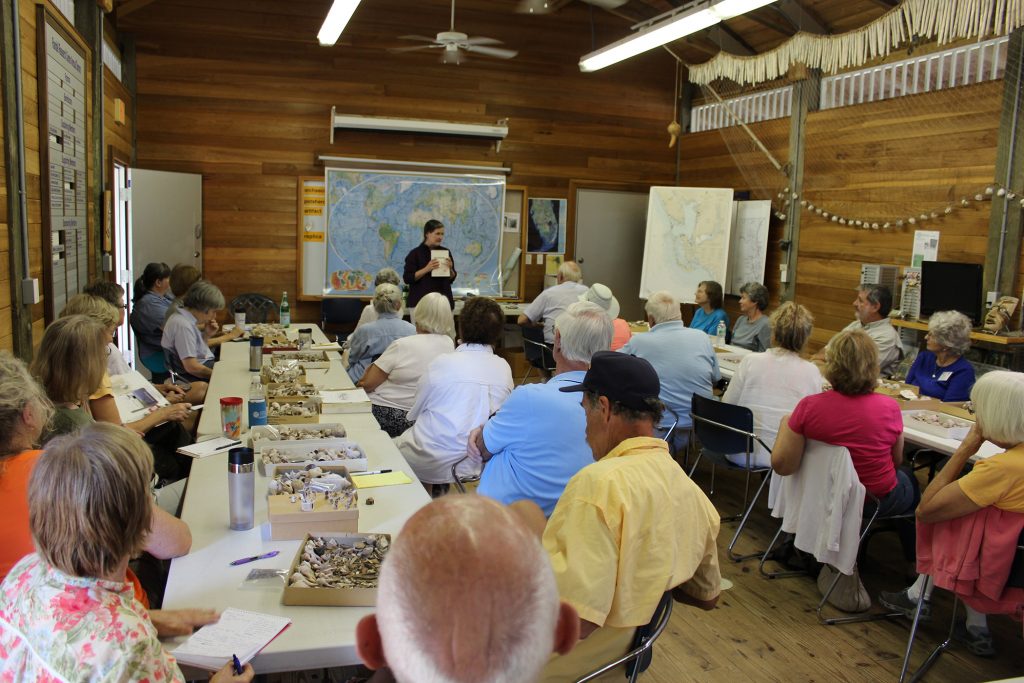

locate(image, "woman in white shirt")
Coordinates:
722 302 822 468
358 293 455 437
393 296 513 493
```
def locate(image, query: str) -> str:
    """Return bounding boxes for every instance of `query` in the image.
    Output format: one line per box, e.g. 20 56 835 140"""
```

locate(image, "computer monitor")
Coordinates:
920 261 984 325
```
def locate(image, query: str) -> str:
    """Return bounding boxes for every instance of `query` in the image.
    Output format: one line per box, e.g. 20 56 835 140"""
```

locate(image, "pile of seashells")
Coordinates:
263 364 305 383
289 535 390 589
262 445 363 465
910 411 970 429
249 323 290 345
267 382 319 398
268 402 318 417
275 425 346 440
268 464 353 496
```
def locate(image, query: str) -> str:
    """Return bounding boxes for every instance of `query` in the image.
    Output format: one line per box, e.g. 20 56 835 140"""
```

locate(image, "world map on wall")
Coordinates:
325 170 505 296
639 186 734 302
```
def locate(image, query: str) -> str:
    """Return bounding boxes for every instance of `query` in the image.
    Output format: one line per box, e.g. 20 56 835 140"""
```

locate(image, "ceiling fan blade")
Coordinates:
463 45 518 59
462 36 502 46
397 35 438 42
388 44 441 53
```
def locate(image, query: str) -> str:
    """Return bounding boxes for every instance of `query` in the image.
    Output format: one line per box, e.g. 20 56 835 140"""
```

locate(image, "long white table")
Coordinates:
163 326 430 674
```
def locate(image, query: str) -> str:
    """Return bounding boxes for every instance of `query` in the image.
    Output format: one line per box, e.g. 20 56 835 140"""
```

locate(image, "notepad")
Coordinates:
176 437 242 459
171 608 291 671
352 471 413 489
320 388 372 414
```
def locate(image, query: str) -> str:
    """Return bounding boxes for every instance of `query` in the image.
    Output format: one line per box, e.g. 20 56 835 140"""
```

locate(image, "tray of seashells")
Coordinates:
266 382 320 403
903 410 974 440
256 438 368 476
267 398 321 425
266 465 358 541
247 323 292 346
283 533 391 606
271 350 332 369
249 423 346 444
261 362 306 385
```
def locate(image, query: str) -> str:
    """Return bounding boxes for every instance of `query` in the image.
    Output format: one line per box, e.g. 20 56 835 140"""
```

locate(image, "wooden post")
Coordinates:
780 70 820 302
676 82 694 185
122 34 137 165
75 0 104 278
984 29 1024 304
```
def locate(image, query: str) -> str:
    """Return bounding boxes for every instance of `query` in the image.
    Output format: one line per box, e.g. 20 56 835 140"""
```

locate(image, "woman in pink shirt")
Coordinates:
772 329 916 517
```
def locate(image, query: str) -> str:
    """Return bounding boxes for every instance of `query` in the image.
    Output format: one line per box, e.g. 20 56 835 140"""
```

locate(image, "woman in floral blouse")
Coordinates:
0 423 253 683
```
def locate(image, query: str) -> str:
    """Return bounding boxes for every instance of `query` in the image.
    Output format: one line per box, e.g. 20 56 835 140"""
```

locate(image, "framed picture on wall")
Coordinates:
527 197 567 254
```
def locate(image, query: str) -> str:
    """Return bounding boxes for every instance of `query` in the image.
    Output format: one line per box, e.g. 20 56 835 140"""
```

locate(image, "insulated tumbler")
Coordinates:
227 447 255 531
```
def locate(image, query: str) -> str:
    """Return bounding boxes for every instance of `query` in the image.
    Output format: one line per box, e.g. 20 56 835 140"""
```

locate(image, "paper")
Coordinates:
431 249 451 277
177 436 242 459
171 608 291 671
503 212 520 232
352 471 413 489
320 388 372 414
912 230 940 267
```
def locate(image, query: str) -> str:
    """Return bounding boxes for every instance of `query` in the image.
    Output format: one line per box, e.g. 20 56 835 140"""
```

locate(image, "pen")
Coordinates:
351 469 392 476
229 550 279 566
232 654 243 675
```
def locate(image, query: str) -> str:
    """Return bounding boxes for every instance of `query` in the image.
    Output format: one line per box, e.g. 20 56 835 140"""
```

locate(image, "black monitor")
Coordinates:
920 261 984 325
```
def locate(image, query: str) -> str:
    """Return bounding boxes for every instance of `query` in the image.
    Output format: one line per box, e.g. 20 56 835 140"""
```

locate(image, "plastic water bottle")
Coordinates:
248 375 268 428
279 291 291 328
715 320 727 347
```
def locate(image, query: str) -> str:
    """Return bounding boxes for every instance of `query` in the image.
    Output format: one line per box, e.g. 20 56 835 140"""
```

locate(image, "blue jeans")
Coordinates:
863 467 919 519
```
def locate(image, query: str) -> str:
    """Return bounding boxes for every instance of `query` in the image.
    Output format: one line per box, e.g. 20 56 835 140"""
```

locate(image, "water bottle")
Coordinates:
248 375 268 428
715 320 727 347
227 447 255 531
279 291 291 328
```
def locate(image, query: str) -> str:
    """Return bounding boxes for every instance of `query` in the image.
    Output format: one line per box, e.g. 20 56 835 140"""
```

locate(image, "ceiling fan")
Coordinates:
390 0 519 64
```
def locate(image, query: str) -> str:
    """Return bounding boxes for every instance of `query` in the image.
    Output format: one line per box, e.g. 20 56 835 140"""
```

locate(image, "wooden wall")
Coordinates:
120 0 678 321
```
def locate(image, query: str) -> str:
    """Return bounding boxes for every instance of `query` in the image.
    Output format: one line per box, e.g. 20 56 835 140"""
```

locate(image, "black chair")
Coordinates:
229 293 277 324
689 393 772 561
574 591 673 683
521 325 555 383
321 297 366 342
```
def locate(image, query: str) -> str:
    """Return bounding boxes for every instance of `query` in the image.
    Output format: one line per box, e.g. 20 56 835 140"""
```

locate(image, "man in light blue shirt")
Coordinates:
469 301 613 516
620 290 720 442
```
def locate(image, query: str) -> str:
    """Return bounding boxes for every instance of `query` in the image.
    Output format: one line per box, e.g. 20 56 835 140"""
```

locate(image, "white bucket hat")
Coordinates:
579 283 620 319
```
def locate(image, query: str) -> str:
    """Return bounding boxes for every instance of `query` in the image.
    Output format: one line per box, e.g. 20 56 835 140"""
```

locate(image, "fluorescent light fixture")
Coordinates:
318 0 361 46
331 113 508 139
579 0 777 72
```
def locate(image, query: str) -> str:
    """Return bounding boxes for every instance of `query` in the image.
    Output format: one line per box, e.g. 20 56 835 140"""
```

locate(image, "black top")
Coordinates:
403 242 456 308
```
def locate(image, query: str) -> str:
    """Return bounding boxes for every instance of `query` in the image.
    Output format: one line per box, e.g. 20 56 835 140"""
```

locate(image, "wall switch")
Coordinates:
779 264 789 283
21 278 40 305
987 290 999 306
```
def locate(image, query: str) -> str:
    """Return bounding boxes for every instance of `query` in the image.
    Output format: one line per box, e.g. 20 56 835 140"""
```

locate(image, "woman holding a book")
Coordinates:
403 219 457 311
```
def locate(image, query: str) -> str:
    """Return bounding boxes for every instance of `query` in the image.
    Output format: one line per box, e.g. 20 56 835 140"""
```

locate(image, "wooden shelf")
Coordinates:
892 318 1024 345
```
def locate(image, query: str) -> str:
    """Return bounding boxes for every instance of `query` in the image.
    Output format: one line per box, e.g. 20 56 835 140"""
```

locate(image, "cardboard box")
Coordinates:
903 410 973 440
282 532 390 606
257 438 368 476
938 401 976 422
266 383 320 403
250 423 347 445
267 468 358 541
271 351 331 369
261 366 306 385
875 381 921 399
267 398 321 425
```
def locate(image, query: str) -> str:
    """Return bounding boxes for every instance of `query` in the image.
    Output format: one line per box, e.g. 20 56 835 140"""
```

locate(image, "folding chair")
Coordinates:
321 297 366 343
688 394 772 561
229 293 277 324
450 455 483 494
521 325 555 383
574 591 673 683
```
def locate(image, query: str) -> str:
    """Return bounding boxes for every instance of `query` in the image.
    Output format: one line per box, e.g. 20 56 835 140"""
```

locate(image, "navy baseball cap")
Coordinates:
559 351 660 411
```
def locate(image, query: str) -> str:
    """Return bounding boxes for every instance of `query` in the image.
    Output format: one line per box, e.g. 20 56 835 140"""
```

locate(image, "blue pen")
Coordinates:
232 654 243 675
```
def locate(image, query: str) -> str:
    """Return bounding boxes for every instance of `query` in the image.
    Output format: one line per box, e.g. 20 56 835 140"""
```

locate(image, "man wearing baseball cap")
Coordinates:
538 351 722 682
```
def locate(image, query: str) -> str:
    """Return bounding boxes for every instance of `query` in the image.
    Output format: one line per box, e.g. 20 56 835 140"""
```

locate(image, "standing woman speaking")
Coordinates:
404 219 457 310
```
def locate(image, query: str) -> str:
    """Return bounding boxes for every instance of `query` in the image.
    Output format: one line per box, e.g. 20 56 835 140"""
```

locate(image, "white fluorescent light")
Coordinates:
579 0 777 72
318 0 361 46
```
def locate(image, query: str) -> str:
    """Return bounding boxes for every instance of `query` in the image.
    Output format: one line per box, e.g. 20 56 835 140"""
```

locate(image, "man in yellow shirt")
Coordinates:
542 351 722 682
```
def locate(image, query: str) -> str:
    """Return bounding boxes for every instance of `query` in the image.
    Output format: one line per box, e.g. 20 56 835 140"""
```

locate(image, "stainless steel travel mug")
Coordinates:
228 447 255 531
249 337 264 372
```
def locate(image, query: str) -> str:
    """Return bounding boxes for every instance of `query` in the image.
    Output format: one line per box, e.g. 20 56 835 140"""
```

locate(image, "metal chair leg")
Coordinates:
727 471 771 562
899 576 936 683
903 590 958 683
758 523 806 579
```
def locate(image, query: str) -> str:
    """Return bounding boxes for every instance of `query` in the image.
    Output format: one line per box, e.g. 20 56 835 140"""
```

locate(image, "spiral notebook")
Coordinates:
171 608 291 671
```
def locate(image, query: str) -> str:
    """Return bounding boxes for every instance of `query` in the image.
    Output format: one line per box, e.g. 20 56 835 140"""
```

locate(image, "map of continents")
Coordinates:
639 187 734 303
325 170 504 296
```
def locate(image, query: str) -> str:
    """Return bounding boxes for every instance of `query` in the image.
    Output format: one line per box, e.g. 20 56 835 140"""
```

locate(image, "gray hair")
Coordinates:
645 290 681 325
858 283 893 317
375 268 401 287
557 261 582 283
182 280 225 312
554 302 613 364
740 282 769 311
0 351 53 457
414 293 455 338
372 283 404 315
928 310 972 356
971 370 1024 444
376 496 559 683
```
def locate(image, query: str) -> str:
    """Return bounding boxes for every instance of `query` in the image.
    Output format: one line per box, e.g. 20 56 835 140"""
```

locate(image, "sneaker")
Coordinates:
953 622 996 657
879 589 931 621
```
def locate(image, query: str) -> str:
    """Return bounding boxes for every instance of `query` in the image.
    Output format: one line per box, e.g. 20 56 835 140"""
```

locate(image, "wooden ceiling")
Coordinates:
113 0 899 73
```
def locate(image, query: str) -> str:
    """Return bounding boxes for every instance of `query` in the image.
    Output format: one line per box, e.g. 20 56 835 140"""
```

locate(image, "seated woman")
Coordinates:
880 371 1024 657
772 329 916 518
0 423 251 682
359 293 455 438
346 283 415 383
394 297 513 493
578 283 631 351
163 280 239 381
732 282 771 352
722 302 822 468
129 262 173 378
355 267 404 330
905 310 976 402
167 266 240 350
32 315 108 441
690 280 729 336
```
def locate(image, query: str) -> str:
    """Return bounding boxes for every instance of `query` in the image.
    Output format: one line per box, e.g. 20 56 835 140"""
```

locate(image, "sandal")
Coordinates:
953 621 996 657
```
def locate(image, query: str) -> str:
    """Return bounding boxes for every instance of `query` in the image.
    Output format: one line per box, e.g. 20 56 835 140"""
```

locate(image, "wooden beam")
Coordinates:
116 0 157 20
739 9 796 37
707 24 756 55
780 70 820 302
76 1 106 279
773 0 828 35
865 0 898 8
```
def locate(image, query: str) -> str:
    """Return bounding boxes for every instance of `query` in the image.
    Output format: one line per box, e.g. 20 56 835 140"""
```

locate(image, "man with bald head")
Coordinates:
518 261 587 345
356 496 579 683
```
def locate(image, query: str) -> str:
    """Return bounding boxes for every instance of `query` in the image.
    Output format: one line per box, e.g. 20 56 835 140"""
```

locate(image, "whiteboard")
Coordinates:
639 187 734 303
726 200 771 295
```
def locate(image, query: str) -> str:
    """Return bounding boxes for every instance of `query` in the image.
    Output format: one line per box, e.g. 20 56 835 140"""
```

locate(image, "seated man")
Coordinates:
619 291 719 444
544 352 721 682
813 283 901 376
468 301 613 516
356 496 579 683
518 261 588 346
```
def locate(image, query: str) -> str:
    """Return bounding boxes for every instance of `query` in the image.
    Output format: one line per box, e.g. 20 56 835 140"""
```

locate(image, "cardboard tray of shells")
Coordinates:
248 323 292 346
256 438 368 476
268 398 321 425
261 362 306 385
250 423 346 444
283 533 390 606
271 350 332 369
266 382 320 403
903 410 974 440
266 465 358 541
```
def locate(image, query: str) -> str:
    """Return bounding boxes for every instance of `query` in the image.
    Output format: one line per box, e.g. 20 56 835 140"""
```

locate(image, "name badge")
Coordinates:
938 371 953 382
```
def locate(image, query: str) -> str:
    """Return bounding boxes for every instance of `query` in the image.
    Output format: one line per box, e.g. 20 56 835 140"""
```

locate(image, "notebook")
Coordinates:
171 608 291 671
320 388 372 414
176 436 243 458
